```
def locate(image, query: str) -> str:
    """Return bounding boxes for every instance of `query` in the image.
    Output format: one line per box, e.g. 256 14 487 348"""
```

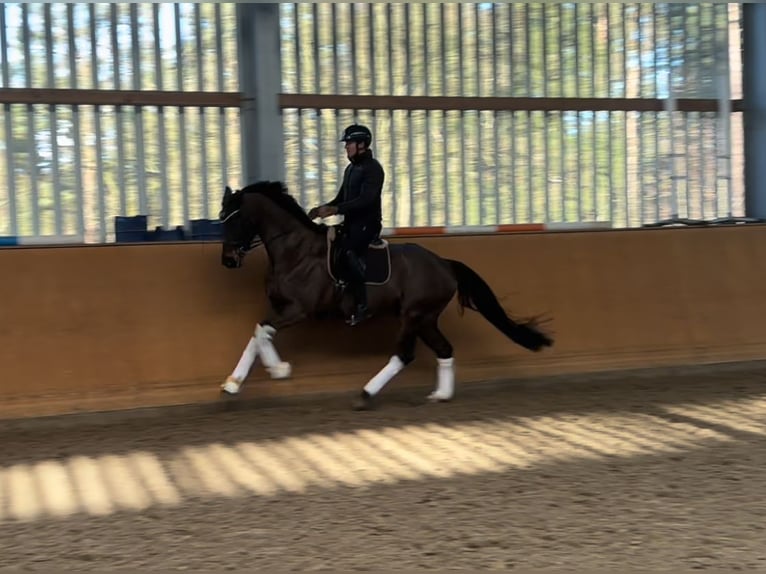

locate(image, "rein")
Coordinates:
254 229 293 253
221 208 296 255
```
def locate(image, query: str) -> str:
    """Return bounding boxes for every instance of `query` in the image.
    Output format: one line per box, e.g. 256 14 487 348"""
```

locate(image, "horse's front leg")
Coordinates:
221 303 306 395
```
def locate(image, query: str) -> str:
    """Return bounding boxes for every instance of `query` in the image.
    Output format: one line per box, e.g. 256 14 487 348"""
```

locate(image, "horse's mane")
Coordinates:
237 180 325 235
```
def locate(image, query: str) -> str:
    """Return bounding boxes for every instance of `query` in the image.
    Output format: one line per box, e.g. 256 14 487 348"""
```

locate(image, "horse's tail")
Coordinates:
446 259 553 352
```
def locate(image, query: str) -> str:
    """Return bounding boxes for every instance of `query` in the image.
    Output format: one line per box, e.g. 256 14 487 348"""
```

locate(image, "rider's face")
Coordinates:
345 141 364 159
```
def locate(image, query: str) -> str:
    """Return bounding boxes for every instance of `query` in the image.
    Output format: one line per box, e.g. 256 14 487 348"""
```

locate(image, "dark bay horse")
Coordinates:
218 181 553 410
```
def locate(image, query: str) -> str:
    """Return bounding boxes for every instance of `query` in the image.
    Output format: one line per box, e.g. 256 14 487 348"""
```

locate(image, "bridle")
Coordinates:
220 208 292 256
220 208 262 256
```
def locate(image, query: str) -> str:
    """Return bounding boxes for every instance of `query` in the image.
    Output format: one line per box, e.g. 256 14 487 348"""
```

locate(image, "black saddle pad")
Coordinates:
327 228 391 286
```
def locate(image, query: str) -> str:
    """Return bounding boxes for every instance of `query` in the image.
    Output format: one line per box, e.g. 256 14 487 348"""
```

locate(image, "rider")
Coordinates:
308 123 385 326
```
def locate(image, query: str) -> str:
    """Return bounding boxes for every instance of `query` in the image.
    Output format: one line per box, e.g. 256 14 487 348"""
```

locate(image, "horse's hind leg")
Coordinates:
353 318 419 410
418 320 456 402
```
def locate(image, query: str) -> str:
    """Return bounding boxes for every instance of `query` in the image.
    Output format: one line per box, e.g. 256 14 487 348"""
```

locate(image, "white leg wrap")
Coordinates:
364 355 405 396
428 357 455 402
222 337 259 394
232 337 259 381
254 324 291 379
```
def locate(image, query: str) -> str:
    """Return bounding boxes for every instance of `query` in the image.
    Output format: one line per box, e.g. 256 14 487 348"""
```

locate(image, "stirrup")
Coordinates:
346 305 371 326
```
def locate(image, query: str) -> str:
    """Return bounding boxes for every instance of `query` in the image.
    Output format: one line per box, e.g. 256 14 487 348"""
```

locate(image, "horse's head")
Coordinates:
219 185 261 269
219 180 325 269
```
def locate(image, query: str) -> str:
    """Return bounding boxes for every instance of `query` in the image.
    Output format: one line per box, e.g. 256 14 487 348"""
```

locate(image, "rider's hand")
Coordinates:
307 206 320 219
317 205 338 218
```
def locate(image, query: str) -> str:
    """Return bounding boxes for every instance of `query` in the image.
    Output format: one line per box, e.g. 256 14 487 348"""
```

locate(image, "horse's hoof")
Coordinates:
427 391 453 403
221 377 242 395
268 361 292 380
352 392 376 411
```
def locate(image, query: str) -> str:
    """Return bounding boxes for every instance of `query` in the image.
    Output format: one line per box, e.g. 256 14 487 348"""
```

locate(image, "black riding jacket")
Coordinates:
327 150 384 228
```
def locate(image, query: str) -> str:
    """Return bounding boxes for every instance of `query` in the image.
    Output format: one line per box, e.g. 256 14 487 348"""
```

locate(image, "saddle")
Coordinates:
326 225 391 286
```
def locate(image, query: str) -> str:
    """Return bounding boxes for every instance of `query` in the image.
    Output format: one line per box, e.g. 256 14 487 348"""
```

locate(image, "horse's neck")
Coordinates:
255 206 325 269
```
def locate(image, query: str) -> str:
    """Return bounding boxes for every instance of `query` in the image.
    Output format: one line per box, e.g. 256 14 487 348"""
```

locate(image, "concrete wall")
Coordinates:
2 226 766 420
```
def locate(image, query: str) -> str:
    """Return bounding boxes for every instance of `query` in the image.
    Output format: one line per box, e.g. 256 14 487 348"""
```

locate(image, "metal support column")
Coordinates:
237 3 284 185
743 3 766 219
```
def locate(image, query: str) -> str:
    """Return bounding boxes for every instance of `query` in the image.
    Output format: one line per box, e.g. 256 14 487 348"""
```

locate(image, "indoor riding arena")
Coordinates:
1 3 766 572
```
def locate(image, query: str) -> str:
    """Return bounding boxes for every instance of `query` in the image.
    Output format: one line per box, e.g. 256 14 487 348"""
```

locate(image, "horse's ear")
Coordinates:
223 186 233 202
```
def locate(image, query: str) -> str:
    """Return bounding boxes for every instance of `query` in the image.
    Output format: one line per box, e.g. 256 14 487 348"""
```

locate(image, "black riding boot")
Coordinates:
345 250 371 326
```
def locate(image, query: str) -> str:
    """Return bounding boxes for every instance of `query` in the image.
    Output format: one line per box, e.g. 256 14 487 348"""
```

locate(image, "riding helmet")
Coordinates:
339 124 372 146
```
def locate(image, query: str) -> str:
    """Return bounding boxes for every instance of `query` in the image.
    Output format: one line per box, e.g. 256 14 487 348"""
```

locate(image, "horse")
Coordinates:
217 180 553 410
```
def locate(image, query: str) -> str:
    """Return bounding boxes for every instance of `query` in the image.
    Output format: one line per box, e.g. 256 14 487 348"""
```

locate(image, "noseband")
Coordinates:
238 236 263 255
221 208 263 255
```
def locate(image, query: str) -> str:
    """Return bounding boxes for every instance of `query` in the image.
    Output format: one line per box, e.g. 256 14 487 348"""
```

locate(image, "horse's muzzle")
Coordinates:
222 254 242 269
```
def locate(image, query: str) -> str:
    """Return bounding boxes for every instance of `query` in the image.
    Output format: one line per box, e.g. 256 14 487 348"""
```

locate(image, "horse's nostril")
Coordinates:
226 257 241 268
